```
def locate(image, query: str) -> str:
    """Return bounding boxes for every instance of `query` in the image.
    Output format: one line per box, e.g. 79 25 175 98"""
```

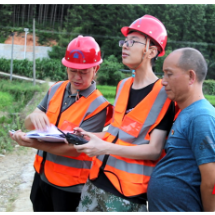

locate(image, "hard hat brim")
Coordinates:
62 58 103 69
158 50 165 57
121 26 129 37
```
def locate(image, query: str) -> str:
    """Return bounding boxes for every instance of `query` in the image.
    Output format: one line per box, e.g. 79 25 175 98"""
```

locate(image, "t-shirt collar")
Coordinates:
66 80 96 98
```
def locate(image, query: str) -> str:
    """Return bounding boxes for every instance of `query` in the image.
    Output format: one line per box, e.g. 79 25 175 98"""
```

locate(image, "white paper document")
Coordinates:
10 125 70 143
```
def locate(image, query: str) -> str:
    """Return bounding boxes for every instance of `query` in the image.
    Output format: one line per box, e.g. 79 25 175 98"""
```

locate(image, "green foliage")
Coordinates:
0 58 67 82
0 79 47 154
0 58 10 71
0 79 43 111
0 92 13 110
154 49 173 74
48 45 66 59
36 31 57 46
63 4 143 60
2 4 215 81
0 127 14 152
97 85 116 99
203 80 215 95
0 4 13 27
0 29 9 43
205 95 215 107
97 85 116 105
97 55 125 86
0 56 125 85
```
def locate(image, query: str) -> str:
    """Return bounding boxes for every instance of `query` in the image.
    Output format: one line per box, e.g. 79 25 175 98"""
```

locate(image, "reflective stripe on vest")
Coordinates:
90 78 171 197
34 80 111 188
46 153 92 169
97 154 154 176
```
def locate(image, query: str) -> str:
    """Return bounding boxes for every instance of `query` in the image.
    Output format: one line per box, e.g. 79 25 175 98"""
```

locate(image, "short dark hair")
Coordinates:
177 48 208 82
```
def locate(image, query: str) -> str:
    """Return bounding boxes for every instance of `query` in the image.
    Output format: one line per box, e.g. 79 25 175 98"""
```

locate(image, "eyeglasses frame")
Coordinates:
119 39 146 47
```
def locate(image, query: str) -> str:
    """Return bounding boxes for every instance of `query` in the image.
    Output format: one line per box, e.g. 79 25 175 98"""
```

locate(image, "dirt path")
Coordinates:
0 78 110 212
0 77 55 212
0 147 36 212
0 127 109 212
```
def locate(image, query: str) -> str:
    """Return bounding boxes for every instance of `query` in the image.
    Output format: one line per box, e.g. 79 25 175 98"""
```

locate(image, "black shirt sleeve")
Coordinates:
155 101 175 133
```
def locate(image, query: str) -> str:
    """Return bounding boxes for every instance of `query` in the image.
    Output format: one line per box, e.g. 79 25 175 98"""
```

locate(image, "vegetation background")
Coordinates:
0 5 215 212
0 4 215 154
0 4 215 83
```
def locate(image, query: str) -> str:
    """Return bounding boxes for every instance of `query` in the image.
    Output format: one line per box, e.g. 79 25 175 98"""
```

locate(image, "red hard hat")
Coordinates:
121 15 167 57
62 35 103 69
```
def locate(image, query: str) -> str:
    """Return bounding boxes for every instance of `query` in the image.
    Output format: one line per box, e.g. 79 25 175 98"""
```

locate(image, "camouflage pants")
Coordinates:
76 179 147 212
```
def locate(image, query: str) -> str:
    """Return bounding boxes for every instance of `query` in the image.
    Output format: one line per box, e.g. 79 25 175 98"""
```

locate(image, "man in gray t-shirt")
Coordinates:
10 35 112 212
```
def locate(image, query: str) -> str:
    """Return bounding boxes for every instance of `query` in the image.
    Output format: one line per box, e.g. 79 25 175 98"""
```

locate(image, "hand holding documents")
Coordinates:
9 124 88 145
10 125 66 143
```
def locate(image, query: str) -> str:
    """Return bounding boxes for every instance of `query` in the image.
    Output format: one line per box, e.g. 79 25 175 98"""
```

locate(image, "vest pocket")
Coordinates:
120 115 142 138
47 154 82 178
45 153 91 186
53 162 82 178
59 120 77 131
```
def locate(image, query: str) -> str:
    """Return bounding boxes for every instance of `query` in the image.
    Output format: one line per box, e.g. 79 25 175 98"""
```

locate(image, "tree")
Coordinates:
204 4 215 79
63 4 149 61
97 55 125 86
0 5 13 26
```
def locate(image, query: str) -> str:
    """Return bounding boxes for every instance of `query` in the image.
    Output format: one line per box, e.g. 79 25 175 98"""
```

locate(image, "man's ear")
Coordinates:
148 46 158 59
94 65 100 74
188 69 196 85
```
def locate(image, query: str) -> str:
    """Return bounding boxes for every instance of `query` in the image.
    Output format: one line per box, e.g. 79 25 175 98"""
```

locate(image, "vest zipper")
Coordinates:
100 135 118 170
100 134 127 195
100 155 109 170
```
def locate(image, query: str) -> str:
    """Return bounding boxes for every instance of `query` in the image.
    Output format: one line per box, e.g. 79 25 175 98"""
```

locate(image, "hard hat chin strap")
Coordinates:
132 37 150 77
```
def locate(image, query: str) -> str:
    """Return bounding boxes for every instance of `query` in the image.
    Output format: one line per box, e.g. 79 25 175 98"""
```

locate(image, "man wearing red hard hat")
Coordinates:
10 35 112 212
74 15 175 212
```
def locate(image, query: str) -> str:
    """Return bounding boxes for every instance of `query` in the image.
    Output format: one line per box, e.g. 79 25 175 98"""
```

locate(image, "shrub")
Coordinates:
97 55 125 86
203 79 215 95
205 95 215 107
0 79 43 111
0 79 48 154
0 55 125 85
0 58 67 82
48 45 66 59
153 49 172 76
0 92 13 110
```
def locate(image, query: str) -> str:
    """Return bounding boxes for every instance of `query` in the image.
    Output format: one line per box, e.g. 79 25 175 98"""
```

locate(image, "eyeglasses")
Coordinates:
68 69 91 76
119 40 146 47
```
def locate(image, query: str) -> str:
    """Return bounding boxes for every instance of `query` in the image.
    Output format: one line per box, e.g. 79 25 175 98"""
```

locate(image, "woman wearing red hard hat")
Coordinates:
74 15 176 212
10 35 113 212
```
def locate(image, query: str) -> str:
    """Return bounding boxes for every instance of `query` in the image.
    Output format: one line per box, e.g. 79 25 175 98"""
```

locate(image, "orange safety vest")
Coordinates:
34 80 112 187
89 77 171 197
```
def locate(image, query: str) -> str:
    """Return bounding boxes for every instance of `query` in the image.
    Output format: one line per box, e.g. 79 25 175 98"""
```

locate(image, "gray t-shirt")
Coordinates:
37 81 107 193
